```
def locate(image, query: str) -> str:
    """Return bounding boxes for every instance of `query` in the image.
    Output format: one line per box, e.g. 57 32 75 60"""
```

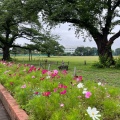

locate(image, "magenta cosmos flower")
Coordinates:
74 76 82 82
42 91 51 96
60 90 67 95
85 91 92 98
42 69 48 74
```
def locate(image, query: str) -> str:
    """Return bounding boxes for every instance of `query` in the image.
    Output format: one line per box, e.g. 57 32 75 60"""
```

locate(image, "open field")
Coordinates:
0 55 120 87
3 55 118 87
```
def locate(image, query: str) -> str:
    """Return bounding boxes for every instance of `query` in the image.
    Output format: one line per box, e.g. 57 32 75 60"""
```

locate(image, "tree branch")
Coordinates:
9 34 19 45
11 44 39 51
11 45 31 50
104 0 120 36
104 0 112 36
54 17 103 43
108 30 120 45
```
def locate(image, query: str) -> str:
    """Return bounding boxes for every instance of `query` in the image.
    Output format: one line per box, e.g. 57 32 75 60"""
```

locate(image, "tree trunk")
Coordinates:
96 39 115 67
47 52 50 57
2 45 10 61
29 50 30 61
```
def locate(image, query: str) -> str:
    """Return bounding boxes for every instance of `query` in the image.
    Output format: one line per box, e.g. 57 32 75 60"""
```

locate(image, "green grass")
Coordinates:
11 55 99 70
1 55 120 87
0 56 120 120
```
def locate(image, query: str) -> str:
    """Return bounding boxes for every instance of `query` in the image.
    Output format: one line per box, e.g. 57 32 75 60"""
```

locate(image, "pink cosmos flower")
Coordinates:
58 84 67 88
63 85 67 88
21 84 26 88
34 91 39 95
50 70 59 78
60 90 67 95
32 76 35 78
60 103 64 107
42 91 51 96
74 76 82 82
58 84 64 88
62 70 67 75
85 91 92 98
47 71 52 76
51 73 57 78
42 69 48 74
53 70 58 75
54 88 58 92
28 66 36 72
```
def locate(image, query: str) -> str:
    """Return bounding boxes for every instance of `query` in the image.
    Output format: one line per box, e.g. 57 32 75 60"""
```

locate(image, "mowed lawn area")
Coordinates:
7 55 120 87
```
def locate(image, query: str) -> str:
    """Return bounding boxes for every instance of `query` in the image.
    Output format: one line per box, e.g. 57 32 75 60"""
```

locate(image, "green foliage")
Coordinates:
99 55 112 67
92 62 104 68
93 54 116 68
0 0 55 60
102 99 120 119
93 56 120 69
14 85 33 107
75 47 97 56
115 56 120 68
0 61 120 120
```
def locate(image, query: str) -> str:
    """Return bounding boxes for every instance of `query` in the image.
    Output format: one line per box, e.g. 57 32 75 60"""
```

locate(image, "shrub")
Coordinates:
92 62 104 68
115 56 120 68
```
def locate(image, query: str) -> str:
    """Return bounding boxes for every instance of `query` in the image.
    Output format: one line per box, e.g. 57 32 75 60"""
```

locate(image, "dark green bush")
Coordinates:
115 56 120 68
92 62 104 68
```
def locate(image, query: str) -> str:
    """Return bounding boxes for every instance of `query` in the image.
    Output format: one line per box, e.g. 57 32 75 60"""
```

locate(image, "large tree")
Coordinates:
0 0 45 60
30 33 64 57
28 0 120 66
41 39 64 57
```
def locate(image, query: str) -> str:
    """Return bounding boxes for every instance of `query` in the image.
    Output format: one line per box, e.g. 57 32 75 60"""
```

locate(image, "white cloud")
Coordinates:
15 23 120 50
51 23 120 50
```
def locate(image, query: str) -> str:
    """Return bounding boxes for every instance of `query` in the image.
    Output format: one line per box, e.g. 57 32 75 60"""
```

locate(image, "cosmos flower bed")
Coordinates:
0 61 120 120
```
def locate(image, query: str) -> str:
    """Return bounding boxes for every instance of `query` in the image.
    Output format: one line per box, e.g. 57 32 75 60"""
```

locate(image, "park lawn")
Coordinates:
9 55 120 87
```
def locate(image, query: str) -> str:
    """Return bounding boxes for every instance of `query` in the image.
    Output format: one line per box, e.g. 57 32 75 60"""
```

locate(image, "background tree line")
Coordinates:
9 46 120 57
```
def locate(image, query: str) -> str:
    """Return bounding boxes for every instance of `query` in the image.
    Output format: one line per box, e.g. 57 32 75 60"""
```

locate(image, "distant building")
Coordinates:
64 46 77 54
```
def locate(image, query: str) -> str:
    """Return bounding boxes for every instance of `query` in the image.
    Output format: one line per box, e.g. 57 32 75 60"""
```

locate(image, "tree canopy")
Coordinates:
74 46 98 56
29 33 64 57
27 0 120 66
0 0 55 60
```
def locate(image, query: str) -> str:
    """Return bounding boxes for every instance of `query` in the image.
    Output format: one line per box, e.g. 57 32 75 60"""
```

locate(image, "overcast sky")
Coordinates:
15 23 120 50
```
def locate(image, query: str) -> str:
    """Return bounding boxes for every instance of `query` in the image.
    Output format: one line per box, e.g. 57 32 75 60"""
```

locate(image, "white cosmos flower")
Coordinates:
98 82 102 86
77 83 84 88
86 107 101 120
82 88 87 94
46 75 51 79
